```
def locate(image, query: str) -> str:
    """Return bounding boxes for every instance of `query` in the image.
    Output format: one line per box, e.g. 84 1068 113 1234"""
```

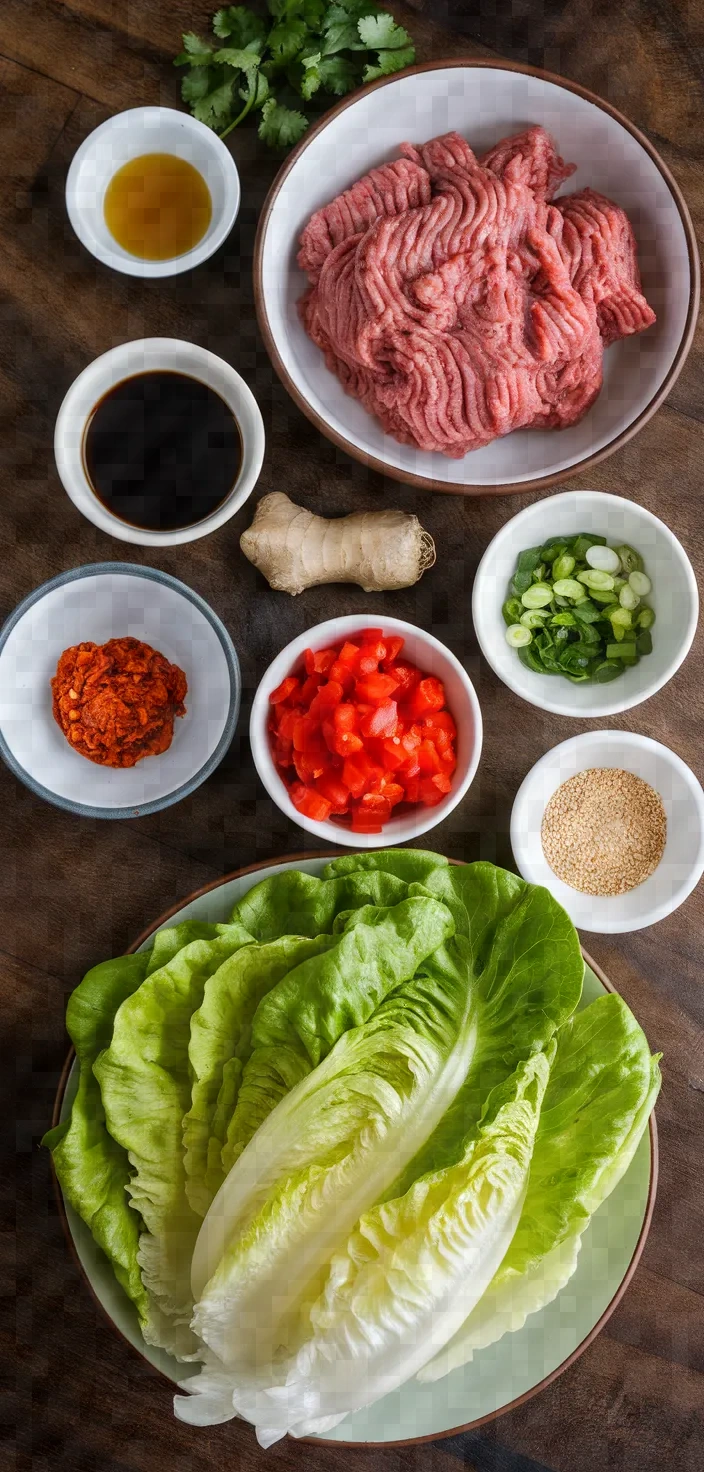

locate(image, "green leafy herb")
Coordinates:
174 1 417 149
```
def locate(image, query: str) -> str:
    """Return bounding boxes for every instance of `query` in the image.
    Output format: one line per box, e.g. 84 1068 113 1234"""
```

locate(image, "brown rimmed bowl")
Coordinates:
254 58 698 497
50 852 658 1446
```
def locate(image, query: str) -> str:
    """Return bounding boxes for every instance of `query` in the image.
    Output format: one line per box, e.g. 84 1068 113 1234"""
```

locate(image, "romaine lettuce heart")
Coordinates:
177 1048 552 1441
418 992 661 1380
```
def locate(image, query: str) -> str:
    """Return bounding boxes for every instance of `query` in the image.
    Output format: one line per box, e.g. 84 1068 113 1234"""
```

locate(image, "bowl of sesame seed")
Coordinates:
511 729 704 932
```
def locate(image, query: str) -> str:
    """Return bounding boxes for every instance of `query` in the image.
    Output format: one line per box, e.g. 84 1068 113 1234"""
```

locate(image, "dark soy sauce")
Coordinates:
83 371 242 532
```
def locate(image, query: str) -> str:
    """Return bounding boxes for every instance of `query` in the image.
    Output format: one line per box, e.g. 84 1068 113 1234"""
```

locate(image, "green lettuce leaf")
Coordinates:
323 847 450 886
43 956 149 1322
230 866 412 940
178 1048 551 1440
418 993 661 1380
183 933 335 1216
93 922 254 1359
194 894 457 1289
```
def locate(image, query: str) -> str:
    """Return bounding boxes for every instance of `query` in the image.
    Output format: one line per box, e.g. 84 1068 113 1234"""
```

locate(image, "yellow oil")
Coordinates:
104 153 212 261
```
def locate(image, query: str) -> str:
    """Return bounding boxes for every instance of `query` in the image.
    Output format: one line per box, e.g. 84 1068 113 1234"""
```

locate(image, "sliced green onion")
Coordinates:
592 660 623 683
606 642 637 659
520 610 548 628
586 545 621 574
552 553 576 580
629 570 651 596
619 584 640 611
505 623 533 647
637 630 653 655
502 597 524 625
577 569 615 591
638 606 655 630
552 578 585 600
521 583 554 609
616 544 644 575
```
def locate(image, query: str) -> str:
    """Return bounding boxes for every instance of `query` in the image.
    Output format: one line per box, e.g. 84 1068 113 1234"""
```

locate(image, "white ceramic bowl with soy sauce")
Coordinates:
54 338 265 548
66 106 240 277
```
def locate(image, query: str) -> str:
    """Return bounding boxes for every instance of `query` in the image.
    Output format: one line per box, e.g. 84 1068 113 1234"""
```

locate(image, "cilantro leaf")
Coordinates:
239 70 271 109
174 33 214 68
192 78 235 127
299 52 323 99
180 67 214 103
213 6 267 45
357 14 411 49
214 46 262 72
318 54 360 94
363 43 415 82
258 97 309 148
268 18 310 63
323 20 367 53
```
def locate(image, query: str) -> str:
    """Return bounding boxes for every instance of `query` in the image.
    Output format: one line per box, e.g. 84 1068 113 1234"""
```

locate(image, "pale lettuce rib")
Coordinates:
418 994 661 1381
93 922 254 1360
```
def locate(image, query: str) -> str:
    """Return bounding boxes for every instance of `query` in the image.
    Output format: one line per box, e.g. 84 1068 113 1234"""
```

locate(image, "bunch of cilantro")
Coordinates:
174 1 416 149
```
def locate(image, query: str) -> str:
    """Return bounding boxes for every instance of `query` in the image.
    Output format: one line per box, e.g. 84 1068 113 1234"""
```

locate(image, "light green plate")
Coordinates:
56 857 656 1446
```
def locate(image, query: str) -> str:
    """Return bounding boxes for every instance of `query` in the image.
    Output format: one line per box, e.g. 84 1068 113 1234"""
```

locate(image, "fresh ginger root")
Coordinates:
240 492 436 596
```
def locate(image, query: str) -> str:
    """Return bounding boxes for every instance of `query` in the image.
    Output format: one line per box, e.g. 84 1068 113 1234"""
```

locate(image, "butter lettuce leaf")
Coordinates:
418 993 661 1380
93 922 254 1359
178 1048 551 1441
229 865 411 940
184 933 335 1216
43 955 149 1322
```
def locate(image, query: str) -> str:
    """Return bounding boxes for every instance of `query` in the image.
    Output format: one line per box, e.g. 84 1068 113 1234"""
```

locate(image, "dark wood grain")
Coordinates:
2 3 703 1471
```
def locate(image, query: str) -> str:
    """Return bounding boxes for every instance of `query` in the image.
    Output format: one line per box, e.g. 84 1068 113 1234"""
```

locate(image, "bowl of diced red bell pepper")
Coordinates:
250 615 483 846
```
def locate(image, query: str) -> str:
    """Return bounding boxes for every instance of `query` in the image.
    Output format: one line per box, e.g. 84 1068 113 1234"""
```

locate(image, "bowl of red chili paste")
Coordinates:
250 615 482 846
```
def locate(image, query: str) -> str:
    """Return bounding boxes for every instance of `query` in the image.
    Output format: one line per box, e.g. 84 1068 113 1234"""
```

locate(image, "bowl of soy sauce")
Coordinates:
54 339 265 547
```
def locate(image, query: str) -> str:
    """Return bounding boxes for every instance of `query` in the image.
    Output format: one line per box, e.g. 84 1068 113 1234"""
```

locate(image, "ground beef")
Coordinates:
51 636 187 768
297 126 656 458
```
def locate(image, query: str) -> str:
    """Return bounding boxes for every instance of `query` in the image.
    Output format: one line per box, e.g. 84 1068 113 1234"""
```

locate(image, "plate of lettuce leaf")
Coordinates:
45 850 659 1448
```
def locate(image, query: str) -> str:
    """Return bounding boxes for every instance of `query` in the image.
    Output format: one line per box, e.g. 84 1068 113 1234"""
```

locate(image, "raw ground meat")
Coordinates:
297 126 656 458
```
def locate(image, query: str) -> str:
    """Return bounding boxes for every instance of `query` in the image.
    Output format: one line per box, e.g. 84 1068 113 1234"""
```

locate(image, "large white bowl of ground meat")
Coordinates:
254 61 698 496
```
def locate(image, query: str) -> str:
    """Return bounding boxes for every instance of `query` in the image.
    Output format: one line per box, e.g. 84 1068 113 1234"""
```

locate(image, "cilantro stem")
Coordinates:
218 83 257 140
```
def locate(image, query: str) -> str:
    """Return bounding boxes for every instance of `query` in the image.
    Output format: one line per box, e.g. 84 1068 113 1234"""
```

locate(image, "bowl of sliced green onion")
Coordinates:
473 491 698 717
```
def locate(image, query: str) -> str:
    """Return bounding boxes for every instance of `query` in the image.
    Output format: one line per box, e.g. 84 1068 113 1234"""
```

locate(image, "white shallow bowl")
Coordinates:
54 855 656 1445
66 106 240 277
0 563 240 819
511 730 704 932
249 614 483 847
472 489 698 717
255 59 698 495
55 338 265 548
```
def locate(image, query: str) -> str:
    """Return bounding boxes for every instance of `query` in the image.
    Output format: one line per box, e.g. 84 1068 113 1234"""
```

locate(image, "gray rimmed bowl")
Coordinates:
0 563 240 818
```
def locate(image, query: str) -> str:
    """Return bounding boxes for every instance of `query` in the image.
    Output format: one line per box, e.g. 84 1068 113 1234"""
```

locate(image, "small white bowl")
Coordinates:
250 614 483 848
54 338 265 548
66 106 240 277
473 489 698 717
0 563 240 819
511 730 704 932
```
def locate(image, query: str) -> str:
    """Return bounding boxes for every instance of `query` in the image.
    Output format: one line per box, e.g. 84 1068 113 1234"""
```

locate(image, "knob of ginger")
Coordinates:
240 493 436 596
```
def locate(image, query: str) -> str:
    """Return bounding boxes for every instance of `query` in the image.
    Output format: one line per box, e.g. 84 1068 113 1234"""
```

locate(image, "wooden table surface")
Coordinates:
4 3 703 1470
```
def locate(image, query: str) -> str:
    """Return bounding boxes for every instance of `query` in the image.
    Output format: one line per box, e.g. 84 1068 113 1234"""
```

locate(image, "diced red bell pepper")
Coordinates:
328 659 356 692
381 781 405 807
382 635 405 663
409 677 446 717
389 662 420 698
299 673 322 704
334 730 364 757
270 675 300 705
304 646 337 677
333 703 358 733
357 639 387 674
337 641 361 670
418 776 447 806
355 672 399 704
359 699 398 739
358 628 383 642
379 737 406 771
417 739 443 776
431 772 452 794
290 782 332 822
342 750 378 797
293 749 327 784
315 772 350 813
403 776 421 804
309 679 344 715
422 709 457 739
